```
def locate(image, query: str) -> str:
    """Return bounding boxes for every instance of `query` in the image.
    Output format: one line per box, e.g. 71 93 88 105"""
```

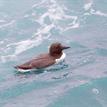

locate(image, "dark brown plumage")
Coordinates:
15 42 70 70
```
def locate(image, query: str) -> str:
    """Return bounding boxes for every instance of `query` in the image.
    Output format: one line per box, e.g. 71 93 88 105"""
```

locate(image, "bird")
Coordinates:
14 42 70 72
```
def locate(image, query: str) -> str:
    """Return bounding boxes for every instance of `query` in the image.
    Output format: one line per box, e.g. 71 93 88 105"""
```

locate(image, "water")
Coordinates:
0 0 107 107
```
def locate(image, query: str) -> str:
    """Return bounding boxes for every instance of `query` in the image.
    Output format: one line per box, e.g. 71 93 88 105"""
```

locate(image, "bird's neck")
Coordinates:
55 52 66 64
50 52 63 59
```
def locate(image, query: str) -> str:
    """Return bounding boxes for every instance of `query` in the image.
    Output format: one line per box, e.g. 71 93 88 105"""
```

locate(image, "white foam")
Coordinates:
84 0 93 11
0 0 79 63
38 13 49 24
0 35 44 63
48 4 64 20
83 0 107 17
84 2 93 11
5 28 50 57
0 55 16 63
1 23 53 62
34 24 54 35
33 0 79 31
32 0 46 8
64 23 79 31
0 20 15 29
14 36 42 55
90 9 107 17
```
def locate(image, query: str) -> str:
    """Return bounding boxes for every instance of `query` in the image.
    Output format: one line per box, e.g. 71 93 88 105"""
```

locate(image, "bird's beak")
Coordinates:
62 45 70 50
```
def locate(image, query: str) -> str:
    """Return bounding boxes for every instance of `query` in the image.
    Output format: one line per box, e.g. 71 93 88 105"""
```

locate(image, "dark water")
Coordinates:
0 0 107 107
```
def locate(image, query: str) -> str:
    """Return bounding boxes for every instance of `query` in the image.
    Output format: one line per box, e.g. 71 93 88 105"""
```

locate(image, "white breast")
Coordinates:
55 52 66 64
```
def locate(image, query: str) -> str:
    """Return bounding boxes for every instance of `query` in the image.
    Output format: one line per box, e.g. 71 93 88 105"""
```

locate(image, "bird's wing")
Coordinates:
15 56 55 70
30 58 55 69
15 61 33 70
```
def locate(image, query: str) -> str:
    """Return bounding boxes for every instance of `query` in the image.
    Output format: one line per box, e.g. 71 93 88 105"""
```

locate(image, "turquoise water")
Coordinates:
0 0 107 107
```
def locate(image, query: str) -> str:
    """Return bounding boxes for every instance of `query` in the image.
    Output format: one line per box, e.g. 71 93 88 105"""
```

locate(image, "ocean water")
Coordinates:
0 0 107 107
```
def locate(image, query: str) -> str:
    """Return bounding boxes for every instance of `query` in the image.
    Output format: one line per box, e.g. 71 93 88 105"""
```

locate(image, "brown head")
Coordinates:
49 42 70 56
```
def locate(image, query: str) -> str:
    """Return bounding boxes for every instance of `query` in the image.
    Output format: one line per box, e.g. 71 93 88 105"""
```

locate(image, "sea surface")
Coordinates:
0 0 107 107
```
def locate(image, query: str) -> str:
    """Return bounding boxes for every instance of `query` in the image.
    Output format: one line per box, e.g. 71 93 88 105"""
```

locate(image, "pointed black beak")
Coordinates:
62 46 70 50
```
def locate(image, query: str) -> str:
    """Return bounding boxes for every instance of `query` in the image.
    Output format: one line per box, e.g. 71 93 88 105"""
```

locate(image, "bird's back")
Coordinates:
15 54 56 70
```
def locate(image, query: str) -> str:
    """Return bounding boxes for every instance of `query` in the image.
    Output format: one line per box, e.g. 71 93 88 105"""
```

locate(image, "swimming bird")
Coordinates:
15 42 70 72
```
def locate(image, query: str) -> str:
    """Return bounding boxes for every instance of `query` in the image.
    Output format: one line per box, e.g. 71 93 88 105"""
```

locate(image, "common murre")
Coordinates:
14 42 70 72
